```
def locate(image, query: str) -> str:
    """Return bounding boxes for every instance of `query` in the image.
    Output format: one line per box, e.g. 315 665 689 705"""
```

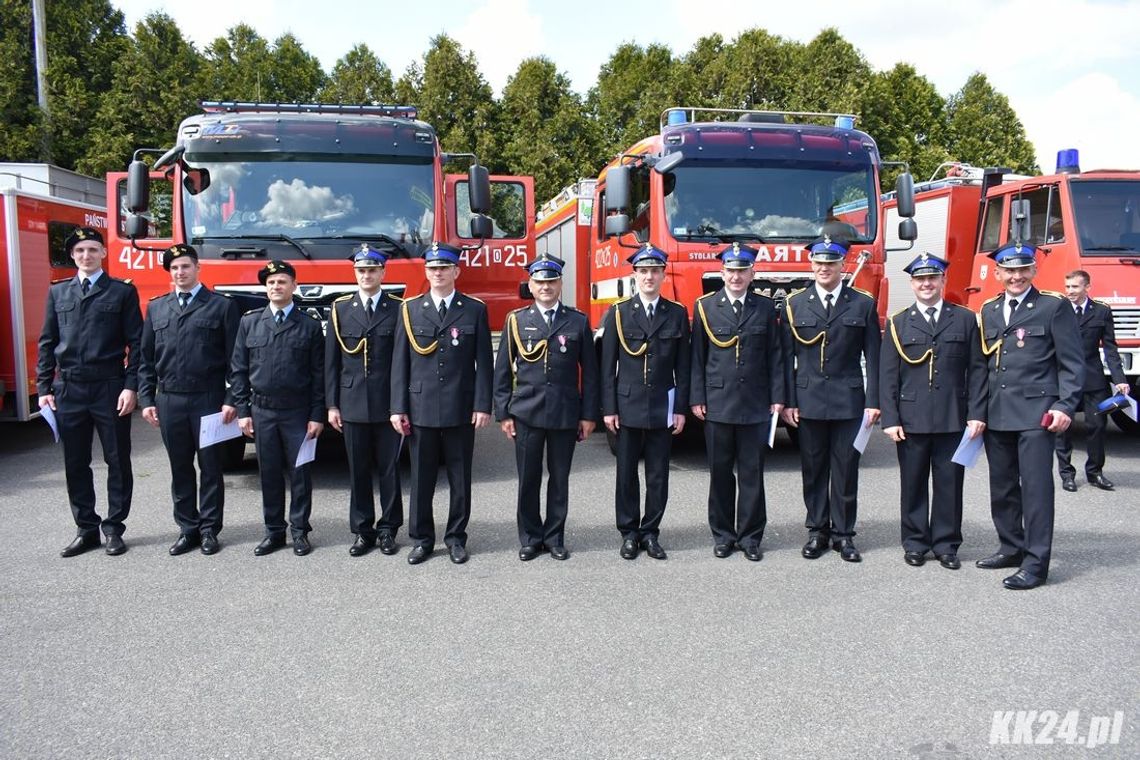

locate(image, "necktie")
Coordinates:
1075 304 1083 317
366 297 375 320
646 302 654 321
732 300 742 322
179 292 190 310
545 309 555 328
81 278 90 295
824 292 834 317
438 300 447 320
925 306 937 330
1008 298 1019 319
275 310 285 326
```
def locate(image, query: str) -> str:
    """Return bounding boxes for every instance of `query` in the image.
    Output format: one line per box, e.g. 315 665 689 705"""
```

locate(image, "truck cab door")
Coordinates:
105 170 176 275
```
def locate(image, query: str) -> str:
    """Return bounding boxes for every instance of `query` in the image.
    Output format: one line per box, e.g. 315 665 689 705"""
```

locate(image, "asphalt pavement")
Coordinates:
1 415 1137 759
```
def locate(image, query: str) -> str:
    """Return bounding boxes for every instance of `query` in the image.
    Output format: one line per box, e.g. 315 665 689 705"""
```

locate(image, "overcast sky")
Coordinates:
114 0 1140 177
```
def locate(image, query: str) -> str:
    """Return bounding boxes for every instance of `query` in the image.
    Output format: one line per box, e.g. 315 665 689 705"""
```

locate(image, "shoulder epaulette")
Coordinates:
1039 290 1065 299
750 289 774 301
563 304 583 314
508 305 530 315
786 287 806 298
889 305 910 319
243 307 262 316
695 292 717 303
850 286 873 298
982 293 1004 305
385 292 403 302
51 277 71 284
463 294 485 304
332 294 353 304
1092 298 1111 308
305 310 321 320
148 293 166 302
615 296 633 305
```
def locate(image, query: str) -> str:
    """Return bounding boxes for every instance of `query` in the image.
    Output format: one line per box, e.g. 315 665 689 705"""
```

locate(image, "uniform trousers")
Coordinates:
55 377 132 537
343 420 403 538
1055 389 1111 479
251 405 313 538
408 424 474 549
984 427 1055 579
614 426 672 541
513 420 576 547
797 417 862 539
704 420 767 548
895 432 963 555
156 389 225 537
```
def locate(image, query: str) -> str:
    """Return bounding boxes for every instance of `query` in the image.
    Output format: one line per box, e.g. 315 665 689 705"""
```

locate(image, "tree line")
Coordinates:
1 2 1040 203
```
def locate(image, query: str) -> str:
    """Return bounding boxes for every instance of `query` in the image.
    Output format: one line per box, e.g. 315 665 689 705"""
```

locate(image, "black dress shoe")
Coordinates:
742 545 763 562
349 535 375 557
801 536 828 559
105 535 127 556
937 553 961 570
254 535 286 556
642 538 667 560
200 533 220 555
904 550 926 567
1088 474 1114 491
407 545 432 565
713 543 734 558
1061 477 1077 492
449 544 469 564
832 538 861 562
975 551 1023 569
620 539 639 560
549 545 569 561
293 535 312 556
60 533 100 558
1003 569 1046 590
519 544 542 561
378 534 397 555
169 535 200 556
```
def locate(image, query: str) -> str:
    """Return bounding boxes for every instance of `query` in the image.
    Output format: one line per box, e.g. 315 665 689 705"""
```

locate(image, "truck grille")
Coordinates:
1113 308 1140 340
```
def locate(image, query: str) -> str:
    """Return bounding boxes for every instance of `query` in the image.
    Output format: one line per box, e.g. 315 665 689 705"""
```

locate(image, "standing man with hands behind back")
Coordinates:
38 227 142 557
138 244 241 556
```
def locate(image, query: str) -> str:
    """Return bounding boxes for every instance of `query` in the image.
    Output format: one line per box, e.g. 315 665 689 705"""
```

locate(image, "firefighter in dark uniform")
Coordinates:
37 227 143 557
977 243 1083 589
879 254 987 570
1054 269 1130 492
690 243 784 561
600 243 691 560
231 260 325 556
390 243 494 566
139 244 241 556
326 245 404 557
780 236 881 563
493 254 600 561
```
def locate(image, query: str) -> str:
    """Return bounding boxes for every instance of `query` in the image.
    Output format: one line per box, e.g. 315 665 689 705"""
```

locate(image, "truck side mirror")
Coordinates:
653 152 684 174
605 214 631 237
126 160 150 214
898 217 918 242
1010 199 1031 243
469 214 492 240
605 165 631 213
468 164 491 215
895 172 916 218
125 213 149 240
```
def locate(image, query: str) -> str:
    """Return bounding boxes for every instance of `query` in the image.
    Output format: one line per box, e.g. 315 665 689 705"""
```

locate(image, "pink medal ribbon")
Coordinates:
558 335 567 353
450 327 460 346
1015 327 1026 348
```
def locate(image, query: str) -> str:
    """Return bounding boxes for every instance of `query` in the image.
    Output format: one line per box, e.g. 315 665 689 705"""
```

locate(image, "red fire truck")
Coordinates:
883 150 1140 433
536 108 916 329
1 164 107 421
108 102 534 328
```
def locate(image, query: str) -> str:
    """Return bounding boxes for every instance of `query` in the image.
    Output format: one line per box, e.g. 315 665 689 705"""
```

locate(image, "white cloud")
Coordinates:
453 0 545 94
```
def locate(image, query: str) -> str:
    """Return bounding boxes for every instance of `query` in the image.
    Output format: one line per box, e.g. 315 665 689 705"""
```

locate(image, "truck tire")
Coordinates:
1111 409 1140 436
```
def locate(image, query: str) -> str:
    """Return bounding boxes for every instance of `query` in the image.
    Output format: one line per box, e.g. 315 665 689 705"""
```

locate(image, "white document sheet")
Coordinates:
40 404 60 443
667 388 676 427
295 434 318 467
951 428 985 468
768 411 779 448
852 410 874 454
199 412 242 449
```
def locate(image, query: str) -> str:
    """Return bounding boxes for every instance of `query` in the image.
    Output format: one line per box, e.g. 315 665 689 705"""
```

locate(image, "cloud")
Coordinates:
259 179 356 226
453 0 545 94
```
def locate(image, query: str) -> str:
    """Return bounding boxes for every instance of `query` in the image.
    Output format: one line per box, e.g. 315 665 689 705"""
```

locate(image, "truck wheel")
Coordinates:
1111 409 1140 436
221 438 247 470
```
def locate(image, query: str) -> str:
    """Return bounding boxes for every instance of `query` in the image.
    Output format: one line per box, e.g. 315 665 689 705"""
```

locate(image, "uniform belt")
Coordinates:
251 391 307 409
60 366 124 382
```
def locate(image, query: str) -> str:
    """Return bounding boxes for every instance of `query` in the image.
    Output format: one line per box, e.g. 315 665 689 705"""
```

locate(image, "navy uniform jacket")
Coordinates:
231 306 325 421
138 287 241 408
493 303 600 429
325 292 401 424
690 289 785 425
390 291 493 427
36 274 143 394
1073 299 1126 393
879 302 987 434
782 285 880 418
978 287 1084 430
600 296 691 429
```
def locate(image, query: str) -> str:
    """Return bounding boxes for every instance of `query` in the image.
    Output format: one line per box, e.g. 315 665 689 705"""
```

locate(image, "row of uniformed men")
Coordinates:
38 228 1112 587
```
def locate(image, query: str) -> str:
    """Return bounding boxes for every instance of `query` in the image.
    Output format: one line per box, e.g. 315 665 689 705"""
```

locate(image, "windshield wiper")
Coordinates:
196 234 312 260
308 234 421 259
1083 245 1137 252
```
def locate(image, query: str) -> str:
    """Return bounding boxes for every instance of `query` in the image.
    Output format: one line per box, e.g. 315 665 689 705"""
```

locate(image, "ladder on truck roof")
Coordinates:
199 101 419 119
660 107 858 130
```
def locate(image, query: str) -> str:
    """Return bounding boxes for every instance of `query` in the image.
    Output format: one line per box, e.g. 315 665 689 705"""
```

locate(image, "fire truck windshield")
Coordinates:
664 160 877 245
181 156 435 259
1070 179 1140 255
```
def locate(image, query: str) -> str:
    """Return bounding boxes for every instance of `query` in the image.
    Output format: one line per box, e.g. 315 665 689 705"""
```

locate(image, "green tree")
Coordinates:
715 29 800 111
78 12 203 176
0 0 128 168
198 24 273 101
498 57 599 202
267 33 326 101
791 28 870 113
946 72 1038 174
860 63 950 189
670 34 730 110
320 44 396 103
587 42 679 159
